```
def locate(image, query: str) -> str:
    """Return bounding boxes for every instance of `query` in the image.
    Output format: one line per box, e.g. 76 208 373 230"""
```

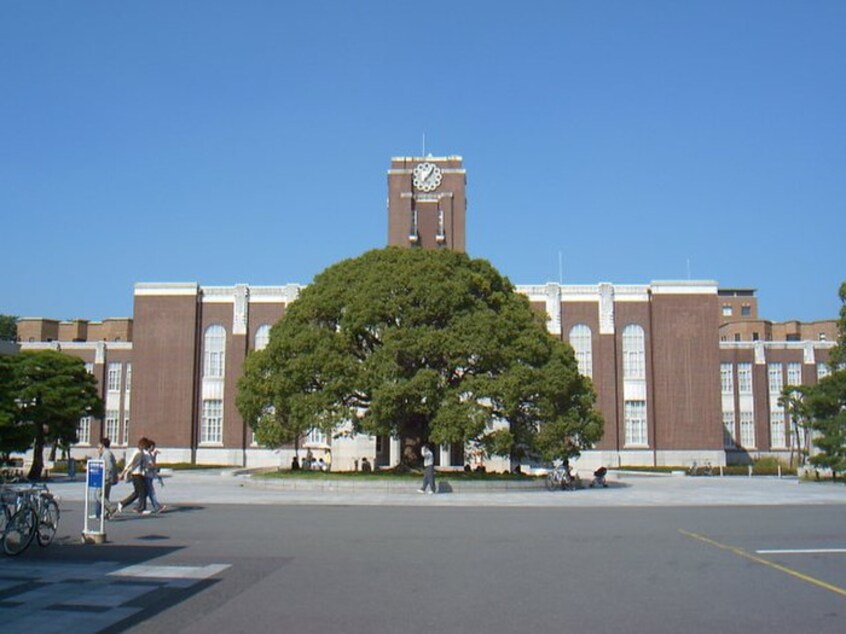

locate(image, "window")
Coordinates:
817 362 830 380
741 304 751 316
786 362 802 386
786 333 800 342
307 428 327 446
569 324 593 378
77 417 91 445
722 304 733 317
622 325 645 380
201 400 223 444
203 325 226 378
819 333 827 341
105 410 120 443
107 362 122 392
770 409 786 448
125 363 132 392
722 411 736 448
254 324 271 351
720 363 734 394
767 363 783 394
752 332 759 341
739 411 756 448
624 400 648 447
734 333 741 342
84 362 94 374
737 363 753 394
123 414 130 446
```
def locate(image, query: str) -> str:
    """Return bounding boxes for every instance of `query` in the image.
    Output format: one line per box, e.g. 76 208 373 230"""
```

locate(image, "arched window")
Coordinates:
254 324 271 351
622 324 645 380
203 325 226 378
568 324 593 378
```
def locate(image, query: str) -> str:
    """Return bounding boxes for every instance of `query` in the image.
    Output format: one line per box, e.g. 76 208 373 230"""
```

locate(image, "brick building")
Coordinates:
16 156 837 470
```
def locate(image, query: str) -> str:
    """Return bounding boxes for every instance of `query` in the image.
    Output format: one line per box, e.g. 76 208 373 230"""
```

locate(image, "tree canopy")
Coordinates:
0 314 17 342
237 248 603 466
0 350 103 478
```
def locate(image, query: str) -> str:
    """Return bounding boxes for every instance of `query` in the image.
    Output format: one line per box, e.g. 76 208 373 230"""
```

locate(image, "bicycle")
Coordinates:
687 461 714 477
2 483 60 556
545 465 577 491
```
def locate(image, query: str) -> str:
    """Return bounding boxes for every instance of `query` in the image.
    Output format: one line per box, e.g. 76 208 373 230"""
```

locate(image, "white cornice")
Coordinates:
650 280 718 295
134 282 199 297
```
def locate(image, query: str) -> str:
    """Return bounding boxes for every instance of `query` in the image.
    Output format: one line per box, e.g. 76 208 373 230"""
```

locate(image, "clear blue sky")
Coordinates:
2 1 844 323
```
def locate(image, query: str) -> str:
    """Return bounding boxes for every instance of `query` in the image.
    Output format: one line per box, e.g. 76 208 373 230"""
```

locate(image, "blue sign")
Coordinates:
87 460 104 489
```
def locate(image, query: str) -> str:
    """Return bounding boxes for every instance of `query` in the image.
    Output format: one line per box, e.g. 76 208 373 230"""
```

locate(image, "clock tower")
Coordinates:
387 155 466 252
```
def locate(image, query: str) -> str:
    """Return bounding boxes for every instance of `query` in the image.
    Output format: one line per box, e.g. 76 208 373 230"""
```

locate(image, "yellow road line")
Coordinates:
679 529 846 599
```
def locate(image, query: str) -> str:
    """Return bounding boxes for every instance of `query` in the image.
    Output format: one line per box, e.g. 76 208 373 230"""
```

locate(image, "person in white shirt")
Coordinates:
117 437 149 514
418 443 436 494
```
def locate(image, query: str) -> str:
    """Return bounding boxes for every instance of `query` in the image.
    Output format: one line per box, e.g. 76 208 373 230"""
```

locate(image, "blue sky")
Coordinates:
1 1 844 323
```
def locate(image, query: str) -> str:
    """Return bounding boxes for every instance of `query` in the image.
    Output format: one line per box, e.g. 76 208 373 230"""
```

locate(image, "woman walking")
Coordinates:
117 437 150 514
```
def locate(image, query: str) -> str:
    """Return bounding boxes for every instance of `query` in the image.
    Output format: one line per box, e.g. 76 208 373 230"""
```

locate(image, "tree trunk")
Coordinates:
27 424 46 480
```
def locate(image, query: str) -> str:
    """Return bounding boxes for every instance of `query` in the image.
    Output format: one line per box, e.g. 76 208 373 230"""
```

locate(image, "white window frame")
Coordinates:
122 414 130 446
817 362 830 380
77 416 91 446
125 363 132 392
201 399 224 445
254 324 271 351
737 363 753 395
767 363 783 394
568 324 593 378
105 410 120 444
739 410 756 448
622 325 645 380
720 363 734 394
203 325 226 378
770 408 786 448
786 362 802 387
624 400 648 447
107 362 122 392
722 411 736 448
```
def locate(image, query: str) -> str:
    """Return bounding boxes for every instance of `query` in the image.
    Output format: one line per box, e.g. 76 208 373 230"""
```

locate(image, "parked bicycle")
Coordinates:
687 461 714 477
545 462 578 491
1 483 60 556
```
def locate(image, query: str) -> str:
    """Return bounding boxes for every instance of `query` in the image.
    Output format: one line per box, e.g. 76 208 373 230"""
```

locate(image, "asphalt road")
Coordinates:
3 499 845 634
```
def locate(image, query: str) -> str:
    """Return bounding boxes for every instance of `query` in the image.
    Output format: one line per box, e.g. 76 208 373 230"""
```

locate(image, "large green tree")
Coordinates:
237 248 603 467
0 350 103 478
799 281 846 480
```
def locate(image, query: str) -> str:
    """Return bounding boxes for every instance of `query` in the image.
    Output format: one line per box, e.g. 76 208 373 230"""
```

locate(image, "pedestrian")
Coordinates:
305 448 314 470
291 455 300 471
143 440 166 514
97 437 118 518
323 450 332 472
418 443 436 494
360 457 371 472
117 437 149 514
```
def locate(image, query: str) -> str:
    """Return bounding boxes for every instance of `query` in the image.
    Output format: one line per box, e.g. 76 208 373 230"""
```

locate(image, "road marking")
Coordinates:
679 530 846 599
756 548 846 555
109 564 230 580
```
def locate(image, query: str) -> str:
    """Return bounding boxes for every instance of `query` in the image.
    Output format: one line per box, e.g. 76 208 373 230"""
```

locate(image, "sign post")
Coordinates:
82 459 107 544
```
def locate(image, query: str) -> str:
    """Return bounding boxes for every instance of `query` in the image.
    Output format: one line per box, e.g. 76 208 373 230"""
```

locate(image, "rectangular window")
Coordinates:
201 400 223 444
125 363 132 392
307 428 327 446
817 362 830 380
105 410 120 443
722 411 736 448
107 362 122 392
770 409 786 448
786 362 802 386
720 363 734 394
741 304 751 316
722 304 733 317
737 363 753 394
739 411 756 448
77 417 91 445
767 363 783 394
624 400 648 447
122 415 130 446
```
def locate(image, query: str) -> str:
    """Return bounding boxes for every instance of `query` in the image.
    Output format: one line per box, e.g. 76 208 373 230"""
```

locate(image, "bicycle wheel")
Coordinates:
545 473 557 491
3 507 38 556
36 498 60 547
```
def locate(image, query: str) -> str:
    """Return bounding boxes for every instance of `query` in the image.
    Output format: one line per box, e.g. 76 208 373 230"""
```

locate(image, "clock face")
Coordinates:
412 162 442 192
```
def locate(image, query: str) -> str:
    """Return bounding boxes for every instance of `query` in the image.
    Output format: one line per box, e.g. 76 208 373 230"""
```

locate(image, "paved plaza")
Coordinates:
2 472 844 633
